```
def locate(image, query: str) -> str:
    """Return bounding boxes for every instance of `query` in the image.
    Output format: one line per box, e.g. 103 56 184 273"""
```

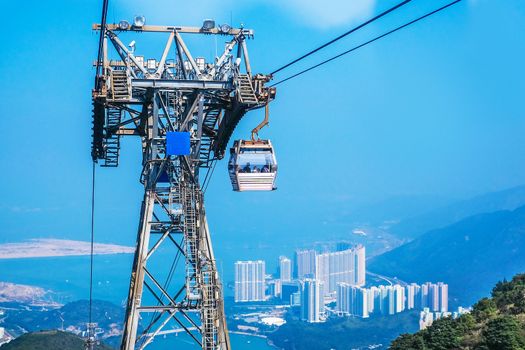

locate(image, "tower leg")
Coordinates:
121 191 155 350
200 203 231 350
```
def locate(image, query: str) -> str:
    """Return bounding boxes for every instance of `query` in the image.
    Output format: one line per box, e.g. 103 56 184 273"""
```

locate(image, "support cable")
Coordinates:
86 161 97 350
89 163 96 323
270 0 413 76
271 0 462 87
203 160 218 194
87 0 108 344
95 0 109 90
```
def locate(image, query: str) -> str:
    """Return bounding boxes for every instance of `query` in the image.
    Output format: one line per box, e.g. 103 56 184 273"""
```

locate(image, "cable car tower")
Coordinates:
91 17 276 350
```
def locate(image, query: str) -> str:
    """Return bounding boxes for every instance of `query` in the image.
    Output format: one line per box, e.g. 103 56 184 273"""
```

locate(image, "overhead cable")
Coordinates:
88 162 96 332
88 0 108 342
95 0 109 90
270 0 413 75
271 0 463 87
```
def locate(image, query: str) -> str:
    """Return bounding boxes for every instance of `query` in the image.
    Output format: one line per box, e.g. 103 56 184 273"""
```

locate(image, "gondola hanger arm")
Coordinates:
251 103 270 141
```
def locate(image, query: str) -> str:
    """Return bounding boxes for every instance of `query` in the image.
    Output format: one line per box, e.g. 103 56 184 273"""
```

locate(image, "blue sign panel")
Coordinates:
166 132 191 156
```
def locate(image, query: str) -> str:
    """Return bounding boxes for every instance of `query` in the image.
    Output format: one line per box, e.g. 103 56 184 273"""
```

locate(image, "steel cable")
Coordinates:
271 0 463 87
270 0 413 76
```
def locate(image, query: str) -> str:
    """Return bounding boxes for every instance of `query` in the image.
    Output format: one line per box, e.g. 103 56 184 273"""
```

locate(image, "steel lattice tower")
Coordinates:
91 20 275 350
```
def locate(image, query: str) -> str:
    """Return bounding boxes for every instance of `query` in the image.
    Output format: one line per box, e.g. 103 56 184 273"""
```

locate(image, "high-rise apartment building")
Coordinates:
368 286 380 314
315 245 366 295
281 281 300 302
279 256 292 282
355 246 366 286
438 282 449 312
300 279 324 323
419 308 434 330
421 283 430 309
267 279 282 298
336 283 369 318
355 287 369 318
290 291 301 307
394 284 405 313
406 283 421 310
421 282 448 312
336 283 351 315
234 260 266 302
429 283 440 312
379 285 390 315
387 286 396 315
294 249 317 279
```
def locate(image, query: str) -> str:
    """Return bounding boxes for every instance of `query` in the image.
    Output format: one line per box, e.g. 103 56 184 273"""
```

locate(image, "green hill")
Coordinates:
0 330 112 350
391 273 525 350
369 205 525 306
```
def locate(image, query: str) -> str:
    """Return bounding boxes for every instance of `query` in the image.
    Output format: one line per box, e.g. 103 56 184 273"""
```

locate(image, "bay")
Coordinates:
0 254 276 349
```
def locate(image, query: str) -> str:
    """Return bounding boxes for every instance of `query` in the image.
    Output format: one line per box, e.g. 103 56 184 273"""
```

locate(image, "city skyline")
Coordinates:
233 242 450 329
231 242 455 327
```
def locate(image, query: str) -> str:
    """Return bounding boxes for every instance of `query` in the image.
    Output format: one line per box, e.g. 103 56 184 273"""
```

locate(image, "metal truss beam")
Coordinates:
92 23 254 36
132 79 232 90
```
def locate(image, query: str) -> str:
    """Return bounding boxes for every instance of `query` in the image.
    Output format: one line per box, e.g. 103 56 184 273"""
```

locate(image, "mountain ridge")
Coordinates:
369 205 525 306
390 185 525 239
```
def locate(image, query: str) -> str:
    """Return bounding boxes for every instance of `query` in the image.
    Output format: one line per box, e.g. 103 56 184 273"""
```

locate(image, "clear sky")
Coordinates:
1 0 525 258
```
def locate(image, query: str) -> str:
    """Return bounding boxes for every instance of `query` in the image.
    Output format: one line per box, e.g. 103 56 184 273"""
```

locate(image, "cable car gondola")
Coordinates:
228 104 277 191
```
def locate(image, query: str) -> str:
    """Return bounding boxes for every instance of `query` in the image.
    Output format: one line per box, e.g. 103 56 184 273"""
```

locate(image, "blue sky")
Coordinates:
1 0 525 257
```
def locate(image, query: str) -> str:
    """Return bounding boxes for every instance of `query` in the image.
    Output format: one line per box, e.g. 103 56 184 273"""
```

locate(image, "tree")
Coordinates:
482 316 525 350
455 313 476 333
390 333 426 350
422 317 461 350
472 298 497 322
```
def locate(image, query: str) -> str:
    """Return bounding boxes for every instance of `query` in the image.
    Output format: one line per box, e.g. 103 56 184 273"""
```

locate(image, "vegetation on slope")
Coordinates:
391 274 525 350
0 330 112 350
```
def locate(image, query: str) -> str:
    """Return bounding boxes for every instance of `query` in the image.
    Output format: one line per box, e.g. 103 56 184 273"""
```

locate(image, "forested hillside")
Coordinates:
391 274 525 350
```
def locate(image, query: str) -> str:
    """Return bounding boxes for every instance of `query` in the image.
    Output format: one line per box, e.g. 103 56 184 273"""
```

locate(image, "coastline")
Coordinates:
229 331 281 349
0 239 134 259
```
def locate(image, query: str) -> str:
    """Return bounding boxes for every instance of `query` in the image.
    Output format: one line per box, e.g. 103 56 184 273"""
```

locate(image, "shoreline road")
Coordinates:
367 271 408 287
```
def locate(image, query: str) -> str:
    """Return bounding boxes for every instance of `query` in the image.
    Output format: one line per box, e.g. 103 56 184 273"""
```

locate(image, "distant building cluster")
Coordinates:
419 306 472 330
294 246 366 295
234 244 366 324
335 282 449 319
233 244 452 326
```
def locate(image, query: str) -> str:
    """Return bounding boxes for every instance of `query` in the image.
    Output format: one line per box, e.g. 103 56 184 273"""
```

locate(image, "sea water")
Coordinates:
147 333 274 350
0 254 276 349
0 237 294 304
